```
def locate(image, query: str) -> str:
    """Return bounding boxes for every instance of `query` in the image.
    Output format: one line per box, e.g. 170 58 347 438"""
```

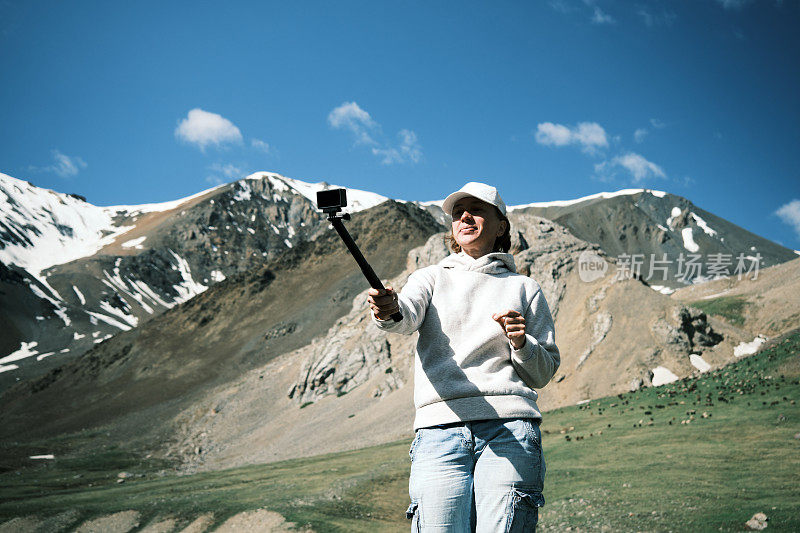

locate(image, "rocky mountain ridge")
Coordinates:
162 210 791 472
1 170 798 472
0 171 384 389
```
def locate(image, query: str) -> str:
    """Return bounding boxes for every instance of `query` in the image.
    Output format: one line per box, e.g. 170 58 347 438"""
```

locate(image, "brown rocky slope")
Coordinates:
162 211 772 472
0 201 442 457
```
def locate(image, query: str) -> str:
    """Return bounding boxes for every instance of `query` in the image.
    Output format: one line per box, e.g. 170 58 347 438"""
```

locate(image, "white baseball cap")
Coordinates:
442 182 507 218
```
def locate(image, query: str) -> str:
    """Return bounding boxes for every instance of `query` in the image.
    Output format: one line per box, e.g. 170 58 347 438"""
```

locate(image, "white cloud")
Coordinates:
638 7 677 27
175 108 243 150
715 0 753 9
30 149 87 178
372 129 422 165
775 199 800 239
548 0 574 14
631 119 665 144
205 163 242 185
535 123 572 146
599 152 666 182
399 129 422 163
591 6 615 24
574 123 608 148
327 101 378 145
50 149 87 177
535 121 609 154
210 163 242 178
251 138 271 153
329 102 422 165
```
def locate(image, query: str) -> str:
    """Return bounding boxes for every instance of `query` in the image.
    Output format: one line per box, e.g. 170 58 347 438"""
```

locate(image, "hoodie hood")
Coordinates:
440 251 517 274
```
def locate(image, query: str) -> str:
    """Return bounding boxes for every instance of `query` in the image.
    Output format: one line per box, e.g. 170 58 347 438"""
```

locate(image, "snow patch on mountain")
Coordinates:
734 335 767 357
232 180 252 202
666 206 681 229
0 172 234 282
0 341 39 365
681 227 700 252
73 285 86 305
102 270 153 315
99 299 138 329
168 250 207 304
649 285 675 295
85 309 132 331
244 172 388 213
651 365 680 386
0 173 133 277
121 236 146 249
103 183 227 215
691 212 717 236
27 282 71 326
690 354 711 373
507 188 668 210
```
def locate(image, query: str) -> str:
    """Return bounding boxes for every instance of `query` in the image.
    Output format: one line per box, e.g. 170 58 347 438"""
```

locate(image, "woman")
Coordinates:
368 181 561 532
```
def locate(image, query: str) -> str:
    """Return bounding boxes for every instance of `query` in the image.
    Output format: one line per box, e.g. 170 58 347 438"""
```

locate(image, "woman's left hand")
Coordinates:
492 309 527 350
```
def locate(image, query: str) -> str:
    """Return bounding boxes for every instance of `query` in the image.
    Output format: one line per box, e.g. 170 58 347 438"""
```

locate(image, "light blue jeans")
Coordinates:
406 417 545 532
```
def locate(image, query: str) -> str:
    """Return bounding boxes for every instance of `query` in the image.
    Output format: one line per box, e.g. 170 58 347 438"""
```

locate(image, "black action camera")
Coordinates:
316 188 347 213
316 186 403 322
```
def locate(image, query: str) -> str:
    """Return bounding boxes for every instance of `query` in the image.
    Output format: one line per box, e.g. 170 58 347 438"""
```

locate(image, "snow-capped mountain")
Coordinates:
0 171 386 386
0 171 796 390
506 188 797 294
1 171 798 476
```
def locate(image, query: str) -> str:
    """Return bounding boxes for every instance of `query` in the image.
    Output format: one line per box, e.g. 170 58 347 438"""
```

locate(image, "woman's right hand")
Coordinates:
367 286 399 320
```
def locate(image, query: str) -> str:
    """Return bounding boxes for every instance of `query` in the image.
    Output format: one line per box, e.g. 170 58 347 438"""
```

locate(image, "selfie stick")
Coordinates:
317 190 403 322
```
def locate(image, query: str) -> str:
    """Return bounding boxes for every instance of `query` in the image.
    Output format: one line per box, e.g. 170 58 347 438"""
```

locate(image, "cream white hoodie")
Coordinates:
373 251 561 429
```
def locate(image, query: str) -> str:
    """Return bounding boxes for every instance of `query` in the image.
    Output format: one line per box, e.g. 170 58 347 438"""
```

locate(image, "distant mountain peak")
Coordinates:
507 188 668 211
0 172 135 277
241 171 388 214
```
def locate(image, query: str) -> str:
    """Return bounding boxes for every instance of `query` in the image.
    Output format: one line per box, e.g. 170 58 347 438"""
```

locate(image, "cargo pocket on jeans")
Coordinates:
406 500 421 532
506 488 544 532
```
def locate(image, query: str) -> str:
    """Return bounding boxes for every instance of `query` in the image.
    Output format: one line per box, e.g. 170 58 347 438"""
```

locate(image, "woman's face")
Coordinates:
451 197 507 258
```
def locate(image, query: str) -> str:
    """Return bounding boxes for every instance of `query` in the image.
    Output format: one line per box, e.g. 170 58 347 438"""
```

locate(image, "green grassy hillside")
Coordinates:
1 329 798 532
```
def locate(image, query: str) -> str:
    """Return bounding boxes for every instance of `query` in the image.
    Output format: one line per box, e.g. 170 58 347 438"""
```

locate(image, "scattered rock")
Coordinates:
264 321 297 340
179 513 214 533
745 512 768 530
214 509 307 532
0 516 43 533
674 306 724 349
139 517 178 533
75 510 141 533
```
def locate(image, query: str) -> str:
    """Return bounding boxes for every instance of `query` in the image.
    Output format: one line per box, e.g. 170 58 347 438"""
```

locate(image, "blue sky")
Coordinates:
1 0 799 248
